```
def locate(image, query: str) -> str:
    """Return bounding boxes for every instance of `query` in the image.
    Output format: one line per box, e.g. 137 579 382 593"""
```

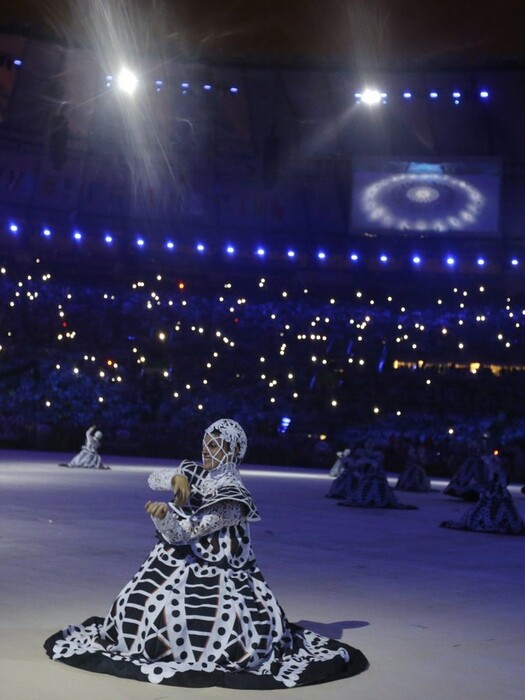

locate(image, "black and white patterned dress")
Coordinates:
441 472 525 536
337 462 418 510
44 460 368 688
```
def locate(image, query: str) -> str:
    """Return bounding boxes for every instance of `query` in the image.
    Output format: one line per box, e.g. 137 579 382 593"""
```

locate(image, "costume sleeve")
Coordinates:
152 500 244 544
148 460 203 491
148 468 183 491
85 426 95 450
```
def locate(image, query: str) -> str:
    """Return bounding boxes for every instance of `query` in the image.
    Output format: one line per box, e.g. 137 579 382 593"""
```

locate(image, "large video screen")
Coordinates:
351 158 501 237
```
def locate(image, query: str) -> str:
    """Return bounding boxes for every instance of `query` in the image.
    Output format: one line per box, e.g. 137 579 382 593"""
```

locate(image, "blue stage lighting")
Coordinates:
181 82 189 89
73 231 82 241
256 247 266 257
477 257 485 266
196 243 205 252
155 80 164 92
452 91 461 98
165 240 175 250
279 416 292 434
203 84 212 91
446 256 455 266
403 91 412 99
479 90 489 99
229 87 239 94
511 258 519 266
350 253 359 261
412 255 421 265
136 238 145 247
429 91 438 99
287 250 296 258
9 223 18 233
317 251 326 260
104 234 113 244
14 59 23 67
226 245 235 255
42 228 52 237
380 254 388 263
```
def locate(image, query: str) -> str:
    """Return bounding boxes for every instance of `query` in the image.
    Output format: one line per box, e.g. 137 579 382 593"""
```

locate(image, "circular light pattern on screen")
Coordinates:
406 185 440 203
361 174 485 232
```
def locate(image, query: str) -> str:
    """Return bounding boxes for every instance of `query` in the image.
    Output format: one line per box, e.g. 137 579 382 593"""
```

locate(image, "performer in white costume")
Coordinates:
45 419 368 689
61 425 109 469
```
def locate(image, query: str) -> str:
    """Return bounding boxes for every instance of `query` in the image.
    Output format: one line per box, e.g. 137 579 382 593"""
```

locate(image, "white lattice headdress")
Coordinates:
204 418 247 465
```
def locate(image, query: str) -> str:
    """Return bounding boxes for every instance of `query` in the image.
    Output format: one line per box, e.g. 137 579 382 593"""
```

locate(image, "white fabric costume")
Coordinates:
45 419 367 688
63 426 108 469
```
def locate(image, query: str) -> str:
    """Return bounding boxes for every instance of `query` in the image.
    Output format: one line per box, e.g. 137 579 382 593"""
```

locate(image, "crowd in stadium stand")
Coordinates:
2 256 525 479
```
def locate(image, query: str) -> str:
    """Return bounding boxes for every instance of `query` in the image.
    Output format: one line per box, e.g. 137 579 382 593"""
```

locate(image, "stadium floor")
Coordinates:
1 450 524 700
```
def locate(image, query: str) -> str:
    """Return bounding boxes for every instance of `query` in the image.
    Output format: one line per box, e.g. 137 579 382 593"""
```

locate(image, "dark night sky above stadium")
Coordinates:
1 0 524 65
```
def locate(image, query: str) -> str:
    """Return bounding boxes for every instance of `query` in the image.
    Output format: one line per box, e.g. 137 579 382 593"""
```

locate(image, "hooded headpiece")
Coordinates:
203 418 247 466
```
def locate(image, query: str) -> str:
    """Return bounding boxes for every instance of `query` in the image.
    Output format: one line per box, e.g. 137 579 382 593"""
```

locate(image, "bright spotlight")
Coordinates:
136 237 145 247
196 243 205 252
477 257 485 266
511 258 519 266
256 247 266 257
226 245 235 255
446 256 455 266
479 90 489 99
380 254 388 263
403 91 412 99
412 255 421 265
165 240 175 250
42 228 52 238
104 234 113 244
287 250 296 258
361 88 382 105
317 251 326 260
117 68 139 95
350 253 359 261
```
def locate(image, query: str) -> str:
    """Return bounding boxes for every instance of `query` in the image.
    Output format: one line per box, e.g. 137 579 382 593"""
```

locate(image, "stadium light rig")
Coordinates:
117 68 139 95
356 88 386 105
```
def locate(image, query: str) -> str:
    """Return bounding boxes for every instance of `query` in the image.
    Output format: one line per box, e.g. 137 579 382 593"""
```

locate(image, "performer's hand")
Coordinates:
145 500 168 519
171 475 190 506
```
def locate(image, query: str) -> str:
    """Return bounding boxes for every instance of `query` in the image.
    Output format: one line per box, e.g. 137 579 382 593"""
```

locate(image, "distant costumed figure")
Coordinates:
328 444 380 500
45 419 368 688
326 449 359 498
441 456 525 535
337 460 417 510
443 445 490 501
329 448 351 477
395 446 432 493
61 425 109 470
